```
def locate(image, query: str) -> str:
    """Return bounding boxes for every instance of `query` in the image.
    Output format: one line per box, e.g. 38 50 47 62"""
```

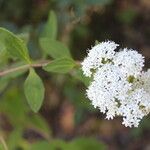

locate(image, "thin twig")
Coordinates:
0 135 8 150
0 60 50 77
0 60 81 77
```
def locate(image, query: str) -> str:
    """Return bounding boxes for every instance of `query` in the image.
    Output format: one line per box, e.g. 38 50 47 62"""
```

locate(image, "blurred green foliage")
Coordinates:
30 138 106 150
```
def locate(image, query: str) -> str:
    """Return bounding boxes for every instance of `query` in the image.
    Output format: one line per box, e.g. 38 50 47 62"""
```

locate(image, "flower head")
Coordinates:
81 41 119 77
82 40 150 127
114 48 144 77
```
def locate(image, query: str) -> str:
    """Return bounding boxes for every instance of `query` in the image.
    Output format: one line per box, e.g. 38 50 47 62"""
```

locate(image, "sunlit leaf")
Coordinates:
43 58 76 73
0 27 31 63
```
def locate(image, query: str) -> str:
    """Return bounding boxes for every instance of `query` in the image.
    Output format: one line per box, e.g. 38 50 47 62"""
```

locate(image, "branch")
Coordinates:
0 60 49 77
0 60 81 77
0 135 8 150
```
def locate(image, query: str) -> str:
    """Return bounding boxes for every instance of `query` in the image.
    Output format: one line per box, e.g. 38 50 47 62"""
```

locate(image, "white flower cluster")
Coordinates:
81 41 150 127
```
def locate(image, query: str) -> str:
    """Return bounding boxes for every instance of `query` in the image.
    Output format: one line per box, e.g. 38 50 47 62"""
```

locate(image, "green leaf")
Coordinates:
30 140 67 150
27 114 51 137
2 62 28 80
0 78 9 93
0 62 27 94
43 58 76 73
24 68 45 112
72 69 91 86
0 87 29 126
17 32 30 44
40 38 71 59
30 138 106 150
41 11 57 39
30 141 51 150
0 40 8 64
50 140 67 150
0 144 4 150
68 137 107 150
8 128 23 150
0 27 31 63
63 82 94 111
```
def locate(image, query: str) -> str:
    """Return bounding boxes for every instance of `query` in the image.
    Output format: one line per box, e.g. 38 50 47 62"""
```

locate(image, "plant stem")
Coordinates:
0 60 81 77
0 135 8 150
0 60 49 77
